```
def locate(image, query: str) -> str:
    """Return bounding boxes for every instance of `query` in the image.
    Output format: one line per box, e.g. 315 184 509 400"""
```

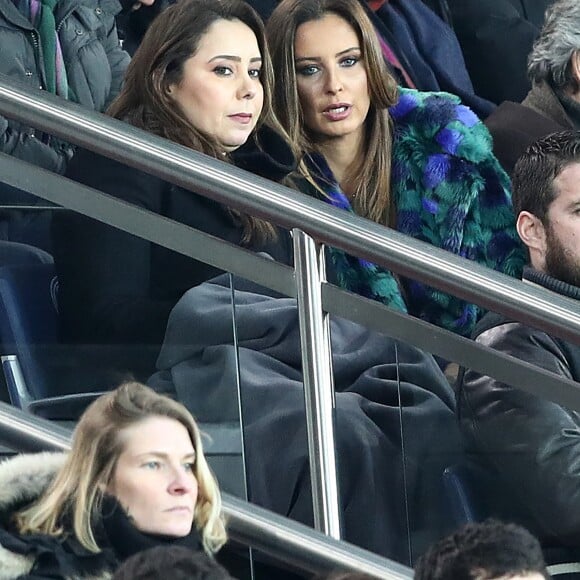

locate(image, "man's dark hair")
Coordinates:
413 520 550 580
512 130 580 222
111 546 233 580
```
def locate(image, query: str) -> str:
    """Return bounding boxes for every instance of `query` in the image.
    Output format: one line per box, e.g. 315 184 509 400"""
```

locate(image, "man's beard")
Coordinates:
544 223 580 288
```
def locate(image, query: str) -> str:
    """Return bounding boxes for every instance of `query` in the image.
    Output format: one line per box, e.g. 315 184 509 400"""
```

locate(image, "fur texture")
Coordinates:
0 452 101 580
0 452 66 515
312 88 525 336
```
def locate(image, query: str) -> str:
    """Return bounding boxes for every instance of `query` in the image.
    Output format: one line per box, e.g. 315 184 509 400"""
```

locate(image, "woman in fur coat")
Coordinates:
267 0 525 337
0 382 225 579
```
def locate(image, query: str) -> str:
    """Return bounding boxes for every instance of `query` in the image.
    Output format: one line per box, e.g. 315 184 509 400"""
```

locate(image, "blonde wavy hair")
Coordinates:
16 382 226 555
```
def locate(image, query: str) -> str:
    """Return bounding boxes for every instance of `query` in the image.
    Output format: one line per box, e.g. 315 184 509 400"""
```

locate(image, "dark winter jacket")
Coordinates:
0 0 130 175
458 267 580 548
485 81 576 175
115 0 169 56
52 126 296 377
367 0 495 119
447 0 551 105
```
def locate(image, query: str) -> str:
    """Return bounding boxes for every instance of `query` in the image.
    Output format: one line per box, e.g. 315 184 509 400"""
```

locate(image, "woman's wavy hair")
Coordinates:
109 0 289 242
528 0 580 92
16 382 226 555
266 0 399 226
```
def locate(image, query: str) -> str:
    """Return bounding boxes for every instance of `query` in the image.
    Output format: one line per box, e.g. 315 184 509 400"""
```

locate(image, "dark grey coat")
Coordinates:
0 0 130 174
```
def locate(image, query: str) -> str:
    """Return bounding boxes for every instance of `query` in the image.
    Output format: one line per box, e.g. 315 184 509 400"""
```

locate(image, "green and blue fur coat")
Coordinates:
307 88 525 336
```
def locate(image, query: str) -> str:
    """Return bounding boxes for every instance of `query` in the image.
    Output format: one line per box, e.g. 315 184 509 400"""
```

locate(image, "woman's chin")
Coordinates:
220 132 256 153
153 525 192 538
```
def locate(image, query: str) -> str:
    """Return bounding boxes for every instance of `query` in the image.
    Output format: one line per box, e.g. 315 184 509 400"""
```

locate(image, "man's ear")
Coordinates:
516 210 547 264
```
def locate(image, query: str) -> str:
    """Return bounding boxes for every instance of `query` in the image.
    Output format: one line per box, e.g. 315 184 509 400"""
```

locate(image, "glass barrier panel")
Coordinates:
230 271 312 580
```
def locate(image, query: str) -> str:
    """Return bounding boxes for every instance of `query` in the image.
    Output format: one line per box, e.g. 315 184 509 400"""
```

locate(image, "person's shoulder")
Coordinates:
475 314 567 369
391 87 493 163
66 147 167 193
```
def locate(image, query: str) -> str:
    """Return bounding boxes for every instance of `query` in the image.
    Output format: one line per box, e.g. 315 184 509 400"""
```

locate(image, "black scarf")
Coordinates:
99 495 204 562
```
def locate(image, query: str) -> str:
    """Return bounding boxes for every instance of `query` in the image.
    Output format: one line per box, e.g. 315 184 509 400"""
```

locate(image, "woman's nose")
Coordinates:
325 68 343 94
238 74 257 100
168 470 194 494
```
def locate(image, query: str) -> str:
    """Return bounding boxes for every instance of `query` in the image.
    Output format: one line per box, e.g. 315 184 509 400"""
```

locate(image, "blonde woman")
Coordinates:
0 382 226 578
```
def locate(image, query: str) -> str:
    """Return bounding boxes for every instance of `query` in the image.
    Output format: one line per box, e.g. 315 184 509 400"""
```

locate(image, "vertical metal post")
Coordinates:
292 228 342 539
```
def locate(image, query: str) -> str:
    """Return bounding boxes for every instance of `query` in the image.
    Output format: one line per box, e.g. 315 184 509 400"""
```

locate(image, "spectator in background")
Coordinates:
363 0 496 120
447 0 552 106
458 131 580 558
0 382 226 578
0 0 130 250
112 545 234 580
116 0 168 56
414 520 549 580
485 0 580 175
267 0 524 337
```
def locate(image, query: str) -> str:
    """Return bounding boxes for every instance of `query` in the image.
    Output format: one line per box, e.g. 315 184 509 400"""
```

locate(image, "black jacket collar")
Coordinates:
523 266 580 302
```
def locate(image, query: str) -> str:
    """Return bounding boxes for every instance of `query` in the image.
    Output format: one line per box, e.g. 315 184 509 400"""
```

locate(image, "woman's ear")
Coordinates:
516 210 547 266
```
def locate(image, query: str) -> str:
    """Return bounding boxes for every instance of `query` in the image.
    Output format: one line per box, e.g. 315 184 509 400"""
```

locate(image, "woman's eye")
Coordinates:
340 56 359 68
143 461 161 470
183 462 196 472
248 68 261 79
213 66 233 76
297 65 319 77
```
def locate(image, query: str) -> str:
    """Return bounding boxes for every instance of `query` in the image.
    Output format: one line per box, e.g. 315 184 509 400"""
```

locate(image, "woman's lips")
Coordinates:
229 113 253 125
322 104 352 121
166 506 192 513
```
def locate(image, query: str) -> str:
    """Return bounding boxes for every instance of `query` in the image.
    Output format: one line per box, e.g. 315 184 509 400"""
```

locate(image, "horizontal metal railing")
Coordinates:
0 80 579 347
0 402 412 579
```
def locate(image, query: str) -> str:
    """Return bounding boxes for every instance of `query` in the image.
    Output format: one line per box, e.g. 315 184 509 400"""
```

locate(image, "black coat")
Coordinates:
447 0 552 105
52 128 295 377
485 81 575 175
458 267 580 549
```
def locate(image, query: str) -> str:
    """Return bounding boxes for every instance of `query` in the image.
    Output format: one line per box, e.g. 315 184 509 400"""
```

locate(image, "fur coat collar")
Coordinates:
0 451 112 580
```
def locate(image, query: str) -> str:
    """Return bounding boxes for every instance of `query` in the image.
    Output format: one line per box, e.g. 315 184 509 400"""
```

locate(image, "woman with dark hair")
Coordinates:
267 0 525 336
52 0 296 378
0 382 226 578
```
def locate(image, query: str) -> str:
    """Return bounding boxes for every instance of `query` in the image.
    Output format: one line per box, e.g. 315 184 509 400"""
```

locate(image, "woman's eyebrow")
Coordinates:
135 451 196 459
208 55 262 63
295 46 360 63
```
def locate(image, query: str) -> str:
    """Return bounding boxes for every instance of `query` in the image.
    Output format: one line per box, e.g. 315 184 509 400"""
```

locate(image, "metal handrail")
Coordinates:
0 402 413 579
0 80 579 347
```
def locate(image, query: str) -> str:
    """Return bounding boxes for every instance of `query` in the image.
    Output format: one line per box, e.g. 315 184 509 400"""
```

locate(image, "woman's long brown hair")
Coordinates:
267 0 399 226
